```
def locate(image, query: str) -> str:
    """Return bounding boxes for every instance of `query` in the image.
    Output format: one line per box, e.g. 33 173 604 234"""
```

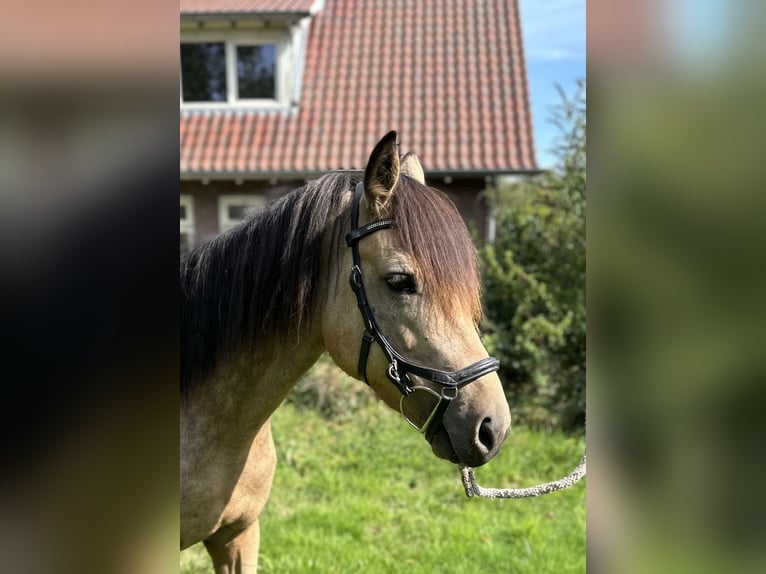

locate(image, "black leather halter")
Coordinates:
344 182 500 442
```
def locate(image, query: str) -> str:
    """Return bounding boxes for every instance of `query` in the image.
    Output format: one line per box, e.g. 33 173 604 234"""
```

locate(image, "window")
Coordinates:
236 45 276 99
180 37 282 106
180 195 195 254
181 43 227 102
218 195 266 233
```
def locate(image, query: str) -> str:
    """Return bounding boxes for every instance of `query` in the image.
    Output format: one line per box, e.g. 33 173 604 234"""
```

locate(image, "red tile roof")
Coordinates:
180 0 538 175
180 1 316 15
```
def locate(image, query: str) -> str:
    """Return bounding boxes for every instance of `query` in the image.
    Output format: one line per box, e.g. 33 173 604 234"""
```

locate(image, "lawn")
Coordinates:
180 395 585 573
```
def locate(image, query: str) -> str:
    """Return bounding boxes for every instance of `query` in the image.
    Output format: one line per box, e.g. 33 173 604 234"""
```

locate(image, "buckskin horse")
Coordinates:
180 132 511 573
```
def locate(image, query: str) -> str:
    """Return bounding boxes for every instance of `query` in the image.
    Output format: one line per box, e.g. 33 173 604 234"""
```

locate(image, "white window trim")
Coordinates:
180 195 195 250
180 30 291 109
218 194 267 233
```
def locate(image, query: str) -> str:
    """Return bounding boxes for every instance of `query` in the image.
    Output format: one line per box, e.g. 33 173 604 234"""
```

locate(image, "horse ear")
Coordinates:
400 152 425 185
364 131 400 215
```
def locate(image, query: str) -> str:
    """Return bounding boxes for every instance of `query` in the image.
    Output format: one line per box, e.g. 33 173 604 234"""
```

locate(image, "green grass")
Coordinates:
181 400 585 573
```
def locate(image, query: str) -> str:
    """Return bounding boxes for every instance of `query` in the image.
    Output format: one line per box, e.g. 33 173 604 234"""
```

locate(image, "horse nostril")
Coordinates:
477 417 495 453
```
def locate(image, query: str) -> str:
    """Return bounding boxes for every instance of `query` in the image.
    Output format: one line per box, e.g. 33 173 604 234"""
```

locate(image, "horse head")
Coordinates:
323 131 511 467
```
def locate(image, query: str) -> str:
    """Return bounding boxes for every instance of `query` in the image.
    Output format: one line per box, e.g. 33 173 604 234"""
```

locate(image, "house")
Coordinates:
180 0 538 251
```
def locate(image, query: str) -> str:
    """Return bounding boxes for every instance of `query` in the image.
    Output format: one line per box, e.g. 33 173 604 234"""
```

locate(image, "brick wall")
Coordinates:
180 179 304 247
430 177 491 242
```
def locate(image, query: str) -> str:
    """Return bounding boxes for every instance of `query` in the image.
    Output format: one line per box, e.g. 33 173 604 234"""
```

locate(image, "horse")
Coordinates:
180 131 512 573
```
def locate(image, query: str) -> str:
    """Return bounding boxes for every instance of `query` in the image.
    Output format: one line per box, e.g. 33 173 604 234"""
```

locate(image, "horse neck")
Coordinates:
193 333 324 434
181 301 326 453
180 186 351 442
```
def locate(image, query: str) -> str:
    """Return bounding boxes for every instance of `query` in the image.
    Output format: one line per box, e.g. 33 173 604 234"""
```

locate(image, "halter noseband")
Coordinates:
344 182 500 442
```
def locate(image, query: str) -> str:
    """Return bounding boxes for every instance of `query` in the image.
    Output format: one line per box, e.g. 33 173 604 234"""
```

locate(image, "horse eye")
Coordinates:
386 273 417 294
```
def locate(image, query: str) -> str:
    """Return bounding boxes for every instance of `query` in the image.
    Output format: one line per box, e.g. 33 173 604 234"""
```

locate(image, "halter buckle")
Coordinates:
387 362 400 383
385 360 414 396
349 265 363 291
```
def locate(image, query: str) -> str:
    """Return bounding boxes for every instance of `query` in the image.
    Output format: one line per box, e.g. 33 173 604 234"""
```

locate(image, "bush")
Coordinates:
481 81 586 430
287 354 374 422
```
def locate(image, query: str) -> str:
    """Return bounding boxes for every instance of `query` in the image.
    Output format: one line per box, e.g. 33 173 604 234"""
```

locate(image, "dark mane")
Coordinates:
180 171 482 395
180 171 353 394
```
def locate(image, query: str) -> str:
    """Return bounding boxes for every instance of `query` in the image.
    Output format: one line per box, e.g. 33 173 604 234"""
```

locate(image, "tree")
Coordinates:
481 80 586 430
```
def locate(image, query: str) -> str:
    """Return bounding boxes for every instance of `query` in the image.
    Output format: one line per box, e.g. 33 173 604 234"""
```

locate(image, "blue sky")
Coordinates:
518 0 586 169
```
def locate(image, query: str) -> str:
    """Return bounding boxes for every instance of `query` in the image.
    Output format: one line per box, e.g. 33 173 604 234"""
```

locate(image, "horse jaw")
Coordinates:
429 427 460 463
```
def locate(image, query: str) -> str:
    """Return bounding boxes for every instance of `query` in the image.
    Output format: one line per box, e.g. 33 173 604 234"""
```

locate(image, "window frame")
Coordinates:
218 194 267 233
180 195 195 253
180 30 288 109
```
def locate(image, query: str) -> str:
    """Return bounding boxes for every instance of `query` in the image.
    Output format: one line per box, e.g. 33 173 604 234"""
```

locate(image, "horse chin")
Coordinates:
429 426 460 464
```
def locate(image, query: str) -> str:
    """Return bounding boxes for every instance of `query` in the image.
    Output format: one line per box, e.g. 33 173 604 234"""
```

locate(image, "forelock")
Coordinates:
389 176 482 323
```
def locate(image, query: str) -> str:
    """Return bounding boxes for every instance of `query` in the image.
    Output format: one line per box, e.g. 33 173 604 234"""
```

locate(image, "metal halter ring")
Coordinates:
400 385 459 436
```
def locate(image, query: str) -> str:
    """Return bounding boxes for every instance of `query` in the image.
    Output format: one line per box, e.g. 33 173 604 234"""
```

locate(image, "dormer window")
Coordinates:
180 31 287 108
236 45 276 99
180 43 227 102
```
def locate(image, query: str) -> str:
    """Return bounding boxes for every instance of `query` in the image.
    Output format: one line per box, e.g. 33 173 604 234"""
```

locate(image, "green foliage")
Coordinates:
287 353 374 422
481 81 586 430
180 401 586 573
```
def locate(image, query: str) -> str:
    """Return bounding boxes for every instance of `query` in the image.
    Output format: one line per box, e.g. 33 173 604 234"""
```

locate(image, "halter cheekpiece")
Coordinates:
344 182 500 442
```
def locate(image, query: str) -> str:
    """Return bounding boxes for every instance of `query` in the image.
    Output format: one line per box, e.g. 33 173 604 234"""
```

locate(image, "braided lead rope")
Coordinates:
459 449 586 499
